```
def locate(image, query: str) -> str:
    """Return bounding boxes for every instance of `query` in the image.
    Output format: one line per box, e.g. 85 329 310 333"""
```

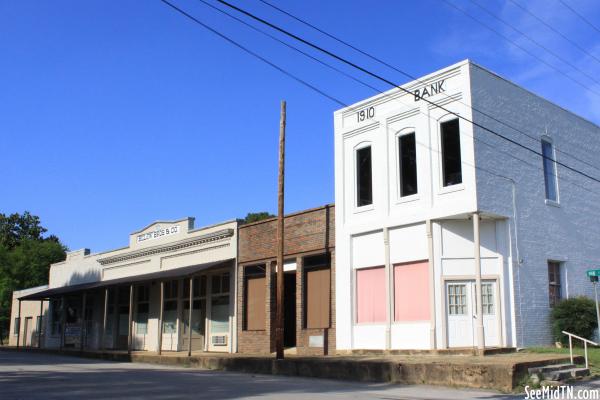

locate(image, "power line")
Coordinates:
441 0 600 98
158 0 345 107
159 0 600 198
469 0 600 86
508 0 600 66
216 0 600 185
194 0 385 95
557 0 600 35
258 0 600 173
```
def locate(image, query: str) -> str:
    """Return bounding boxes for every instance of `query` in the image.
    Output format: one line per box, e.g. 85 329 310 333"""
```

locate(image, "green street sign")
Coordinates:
588 270 600 277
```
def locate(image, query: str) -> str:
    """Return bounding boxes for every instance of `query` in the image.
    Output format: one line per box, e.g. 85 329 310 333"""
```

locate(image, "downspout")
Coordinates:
426 220 436 349
384 227 392 351
507 177 523 348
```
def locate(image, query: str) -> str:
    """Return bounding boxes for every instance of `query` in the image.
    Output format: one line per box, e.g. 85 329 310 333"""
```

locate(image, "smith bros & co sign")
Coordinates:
137 225 181 243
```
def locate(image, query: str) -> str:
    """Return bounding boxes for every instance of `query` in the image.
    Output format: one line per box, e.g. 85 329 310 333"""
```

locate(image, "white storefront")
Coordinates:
334 60 600 351
20 217 238 353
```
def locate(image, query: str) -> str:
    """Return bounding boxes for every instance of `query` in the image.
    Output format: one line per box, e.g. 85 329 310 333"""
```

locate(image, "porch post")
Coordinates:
383 227 391 351
60 296 66 350
158 281 164 355
188 277 193 357
16 300 21 348
473 212 485 353
38 300 43 348
80 292 86 351
101 288 108 351
128 284 133 355
426 220 436 349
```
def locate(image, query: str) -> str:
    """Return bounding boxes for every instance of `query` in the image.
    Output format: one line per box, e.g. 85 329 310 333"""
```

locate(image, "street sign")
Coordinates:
587 269 600 277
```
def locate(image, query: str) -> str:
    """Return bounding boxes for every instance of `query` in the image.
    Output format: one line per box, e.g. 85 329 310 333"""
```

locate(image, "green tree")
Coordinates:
237 212 275 225
0 212 66 343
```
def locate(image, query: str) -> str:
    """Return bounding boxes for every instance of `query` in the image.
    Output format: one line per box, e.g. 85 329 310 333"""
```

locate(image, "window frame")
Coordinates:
354 142 374 210
14 317 20 335
395 128 419 202
50 299 62 336
541 136 560 205
354 266 387 325
548 261 562 307
439 117 464 190
304 254 332 329
243 265 267 331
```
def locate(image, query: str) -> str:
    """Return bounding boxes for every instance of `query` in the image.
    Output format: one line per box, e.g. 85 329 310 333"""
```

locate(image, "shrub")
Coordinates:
551 296 597 345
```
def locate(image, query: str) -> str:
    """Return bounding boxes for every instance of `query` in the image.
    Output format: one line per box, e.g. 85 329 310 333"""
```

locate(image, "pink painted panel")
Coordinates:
356 267 386 323
394 261 430 321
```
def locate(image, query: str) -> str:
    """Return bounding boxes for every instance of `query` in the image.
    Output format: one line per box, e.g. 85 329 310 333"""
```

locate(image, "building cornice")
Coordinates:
97 228 234 265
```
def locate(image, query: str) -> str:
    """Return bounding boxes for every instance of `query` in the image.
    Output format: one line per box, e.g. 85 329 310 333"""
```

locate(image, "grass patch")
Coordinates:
525 347 600 375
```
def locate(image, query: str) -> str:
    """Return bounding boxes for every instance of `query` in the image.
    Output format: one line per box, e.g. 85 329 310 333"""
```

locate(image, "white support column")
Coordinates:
158 281 164 355
127 284 133 355
38 300 43 348
426 220 436 349
80 292 86 351
101 288 108 351
383 227 392 351
60 296 66 351
188 277 193 357
473 212 485 353
16 300 21 349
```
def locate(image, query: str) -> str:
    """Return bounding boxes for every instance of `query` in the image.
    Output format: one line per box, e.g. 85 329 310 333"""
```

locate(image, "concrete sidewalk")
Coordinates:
1 346 581 392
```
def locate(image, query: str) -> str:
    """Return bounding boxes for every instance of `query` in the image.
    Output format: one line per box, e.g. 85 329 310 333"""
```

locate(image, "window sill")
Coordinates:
395 194 420 205
438 183 465 195
545 199 561 208
353 204 374 214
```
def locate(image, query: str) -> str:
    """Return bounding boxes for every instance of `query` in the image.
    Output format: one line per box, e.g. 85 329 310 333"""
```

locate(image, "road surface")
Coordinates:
0 350 525 399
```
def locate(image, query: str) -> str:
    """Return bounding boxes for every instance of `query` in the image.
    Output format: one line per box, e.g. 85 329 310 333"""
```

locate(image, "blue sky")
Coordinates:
1 0 599 252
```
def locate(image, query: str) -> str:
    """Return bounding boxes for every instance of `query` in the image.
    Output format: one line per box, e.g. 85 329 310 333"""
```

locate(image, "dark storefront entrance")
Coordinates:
284 272 296 348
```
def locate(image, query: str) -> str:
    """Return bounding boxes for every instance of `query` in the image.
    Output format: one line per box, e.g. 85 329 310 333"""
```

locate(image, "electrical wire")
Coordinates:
258 0 600 173
215 0 600 185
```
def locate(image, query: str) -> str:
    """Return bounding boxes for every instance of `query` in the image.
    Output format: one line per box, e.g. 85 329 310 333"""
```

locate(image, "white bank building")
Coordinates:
17 218 238 353
334 60 600 351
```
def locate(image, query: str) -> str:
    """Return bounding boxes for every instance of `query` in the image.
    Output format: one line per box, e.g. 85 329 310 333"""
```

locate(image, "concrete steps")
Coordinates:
528 363 590 383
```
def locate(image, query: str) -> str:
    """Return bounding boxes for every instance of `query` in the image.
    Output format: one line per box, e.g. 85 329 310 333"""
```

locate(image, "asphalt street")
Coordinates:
0 350 526 399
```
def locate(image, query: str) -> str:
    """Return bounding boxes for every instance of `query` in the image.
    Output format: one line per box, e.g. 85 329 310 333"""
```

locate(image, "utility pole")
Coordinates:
275 100 286 360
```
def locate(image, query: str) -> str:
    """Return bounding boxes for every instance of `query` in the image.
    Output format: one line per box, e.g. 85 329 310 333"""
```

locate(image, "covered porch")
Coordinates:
17 259 236 355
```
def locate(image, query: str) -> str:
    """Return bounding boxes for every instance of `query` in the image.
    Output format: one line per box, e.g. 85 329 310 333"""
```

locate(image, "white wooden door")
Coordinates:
481 281 500 347
446 282 475 348
446 280 500 348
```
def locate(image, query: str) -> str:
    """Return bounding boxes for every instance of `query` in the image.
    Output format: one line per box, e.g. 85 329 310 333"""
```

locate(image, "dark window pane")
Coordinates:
200 276 207 297
193 278 200 297
441 119 462 186
356 146 373 207
212 275 221 294
399 133 418 196
222 273 230 294
183 279 190 299
542 140 557 201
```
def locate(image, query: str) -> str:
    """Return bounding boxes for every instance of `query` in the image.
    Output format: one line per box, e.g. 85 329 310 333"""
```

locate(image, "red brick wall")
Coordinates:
237 205 335 355
238 205 335 264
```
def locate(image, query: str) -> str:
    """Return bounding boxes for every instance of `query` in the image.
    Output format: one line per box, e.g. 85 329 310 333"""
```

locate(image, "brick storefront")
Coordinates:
237 204 335 355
